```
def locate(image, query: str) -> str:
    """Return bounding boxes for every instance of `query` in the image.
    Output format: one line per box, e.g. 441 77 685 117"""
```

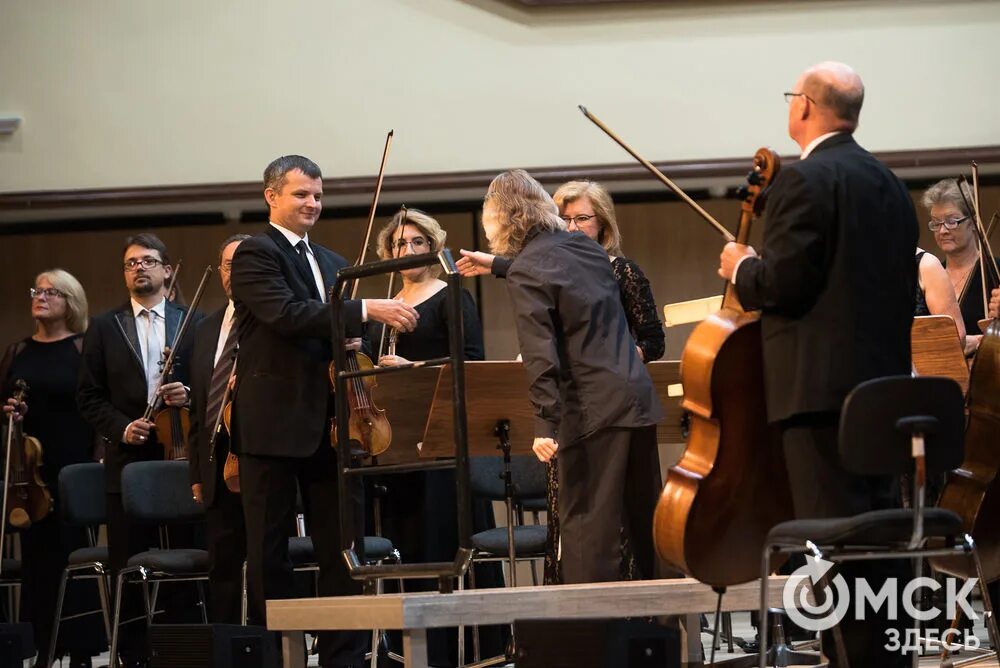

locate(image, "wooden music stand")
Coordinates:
420 361 537 459
360 365 442 467
912 315 969 395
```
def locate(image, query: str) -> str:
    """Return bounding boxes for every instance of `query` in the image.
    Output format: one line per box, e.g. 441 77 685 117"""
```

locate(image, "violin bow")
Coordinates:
142 265 213 420
578 105 734 242
377 205 408 360
346 129 394 300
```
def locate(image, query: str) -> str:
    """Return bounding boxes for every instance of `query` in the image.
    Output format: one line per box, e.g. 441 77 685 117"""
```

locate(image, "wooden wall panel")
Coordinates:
0 186 997 365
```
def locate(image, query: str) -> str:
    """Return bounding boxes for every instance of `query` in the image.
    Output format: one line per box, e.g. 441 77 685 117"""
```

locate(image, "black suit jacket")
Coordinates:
187 307 229 507
505 229 663 444
735 133 918 422
229 225 363 458
77 300 199 492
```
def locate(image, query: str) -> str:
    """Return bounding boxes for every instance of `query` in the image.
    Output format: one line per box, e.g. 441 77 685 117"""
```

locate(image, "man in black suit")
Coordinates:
188 233 250 624
467 169 664 585
229 155 418 667
77 233 199 667
719 61 918 666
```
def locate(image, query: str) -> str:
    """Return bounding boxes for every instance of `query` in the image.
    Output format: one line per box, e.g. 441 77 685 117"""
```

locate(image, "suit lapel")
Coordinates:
314 247 340 301
112 306 145 372
266 225 317 298
165 302 183 349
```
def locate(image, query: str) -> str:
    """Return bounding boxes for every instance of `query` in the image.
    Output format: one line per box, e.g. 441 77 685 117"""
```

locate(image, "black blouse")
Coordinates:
371 286 485 362
611 256 665 362
946 256 1000 336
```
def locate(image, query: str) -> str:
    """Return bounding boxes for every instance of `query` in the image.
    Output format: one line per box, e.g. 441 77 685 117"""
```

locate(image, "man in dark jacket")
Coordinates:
720 61 918 667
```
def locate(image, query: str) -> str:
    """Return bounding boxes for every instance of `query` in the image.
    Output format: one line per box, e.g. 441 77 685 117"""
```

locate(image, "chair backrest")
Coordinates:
121 461 203 523
840 375 964 476
58 463 106 527
469 455 548 501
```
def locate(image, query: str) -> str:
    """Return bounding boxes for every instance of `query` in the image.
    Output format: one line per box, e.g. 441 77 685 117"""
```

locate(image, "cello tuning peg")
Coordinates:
746 171 763 186
736 186 751 201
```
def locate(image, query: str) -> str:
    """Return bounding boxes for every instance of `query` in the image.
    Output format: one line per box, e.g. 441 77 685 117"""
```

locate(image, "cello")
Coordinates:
652 148 793 587
2 379 52 531
932 165 1000 582
327 130 394 457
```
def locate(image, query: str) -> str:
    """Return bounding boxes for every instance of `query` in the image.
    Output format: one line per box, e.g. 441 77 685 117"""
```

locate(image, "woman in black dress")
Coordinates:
0 269 105 668
372 209 493 666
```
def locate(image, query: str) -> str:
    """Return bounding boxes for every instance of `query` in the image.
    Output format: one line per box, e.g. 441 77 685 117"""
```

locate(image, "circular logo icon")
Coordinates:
782 559 851 632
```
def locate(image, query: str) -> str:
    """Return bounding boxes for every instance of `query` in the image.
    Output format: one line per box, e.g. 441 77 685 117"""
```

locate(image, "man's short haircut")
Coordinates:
263 155 323 194
218 234 252 263
123 232 170 265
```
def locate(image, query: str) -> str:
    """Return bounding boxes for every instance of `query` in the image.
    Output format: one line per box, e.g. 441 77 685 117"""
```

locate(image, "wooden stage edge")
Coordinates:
268 576 789 667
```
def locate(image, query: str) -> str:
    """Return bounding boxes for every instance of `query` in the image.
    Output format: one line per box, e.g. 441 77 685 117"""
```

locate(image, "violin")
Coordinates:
143 265 213 461
328 130 395 457
2 380 52 531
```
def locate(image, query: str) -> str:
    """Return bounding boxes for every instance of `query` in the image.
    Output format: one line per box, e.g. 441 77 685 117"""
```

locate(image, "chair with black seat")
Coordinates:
468 454 548 589
759 375 999 668
46 462 111 667
0 558 21 623
109 461 209 666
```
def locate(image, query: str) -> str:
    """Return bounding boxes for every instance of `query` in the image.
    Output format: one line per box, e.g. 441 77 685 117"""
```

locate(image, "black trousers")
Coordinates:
240 444 367 667
557 425 662 584
782 413 910 668
204 463 246 625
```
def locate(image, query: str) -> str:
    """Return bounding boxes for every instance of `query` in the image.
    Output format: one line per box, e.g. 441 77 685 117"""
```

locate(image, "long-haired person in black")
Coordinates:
1 269 105 668
460 169 664 584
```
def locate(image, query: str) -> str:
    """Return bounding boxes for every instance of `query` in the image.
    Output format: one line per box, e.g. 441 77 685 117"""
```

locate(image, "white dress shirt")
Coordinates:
730 132 843 285
131 297 166 402
213 301 236 367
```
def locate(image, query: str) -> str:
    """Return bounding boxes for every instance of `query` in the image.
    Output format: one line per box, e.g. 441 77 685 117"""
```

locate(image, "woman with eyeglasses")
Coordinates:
0 270 104 668
924 178 998 356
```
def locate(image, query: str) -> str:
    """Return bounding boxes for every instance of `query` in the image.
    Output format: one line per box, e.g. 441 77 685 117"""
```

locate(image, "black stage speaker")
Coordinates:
0 623 34 663
149 624 278 668
514 618 680 668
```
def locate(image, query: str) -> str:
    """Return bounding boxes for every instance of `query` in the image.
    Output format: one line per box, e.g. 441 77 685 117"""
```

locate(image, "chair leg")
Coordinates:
469 562 481 663
46 568 70 668
759 547 770 668
240 560 248 626
457 572 465 667
196 579 209 624
109 571 127 668
97 570 113 644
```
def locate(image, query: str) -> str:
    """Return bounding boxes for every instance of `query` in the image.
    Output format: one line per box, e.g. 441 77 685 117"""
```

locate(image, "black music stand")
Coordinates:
421 361 539 587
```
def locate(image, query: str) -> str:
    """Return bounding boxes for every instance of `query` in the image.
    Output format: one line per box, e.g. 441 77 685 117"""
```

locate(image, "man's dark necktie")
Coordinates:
295 240 321 300
206 324 237 447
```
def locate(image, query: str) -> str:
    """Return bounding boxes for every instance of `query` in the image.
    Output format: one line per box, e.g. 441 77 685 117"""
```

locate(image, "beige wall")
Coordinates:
2 0 999 193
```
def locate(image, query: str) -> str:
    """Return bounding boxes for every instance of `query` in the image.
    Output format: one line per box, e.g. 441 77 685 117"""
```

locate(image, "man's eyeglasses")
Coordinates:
928 216 970 232
561 214 597 226
123 257 164 271
30 287 66 299
784 91 818 105
394 237 428 251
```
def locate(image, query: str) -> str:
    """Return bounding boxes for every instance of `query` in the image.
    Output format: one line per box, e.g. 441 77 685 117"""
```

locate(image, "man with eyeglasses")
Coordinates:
77 232 201 668
718 61 918 667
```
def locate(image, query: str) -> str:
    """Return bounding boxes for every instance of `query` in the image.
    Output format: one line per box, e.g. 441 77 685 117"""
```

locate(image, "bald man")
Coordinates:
719 62 918 666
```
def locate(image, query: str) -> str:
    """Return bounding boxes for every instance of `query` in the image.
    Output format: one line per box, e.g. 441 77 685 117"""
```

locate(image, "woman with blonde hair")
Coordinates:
461 170 664 585
0 269 104 667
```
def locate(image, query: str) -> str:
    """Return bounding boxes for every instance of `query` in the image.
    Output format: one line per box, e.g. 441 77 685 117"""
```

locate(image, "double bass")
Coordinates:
653 148 793 587
2 380 52 530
